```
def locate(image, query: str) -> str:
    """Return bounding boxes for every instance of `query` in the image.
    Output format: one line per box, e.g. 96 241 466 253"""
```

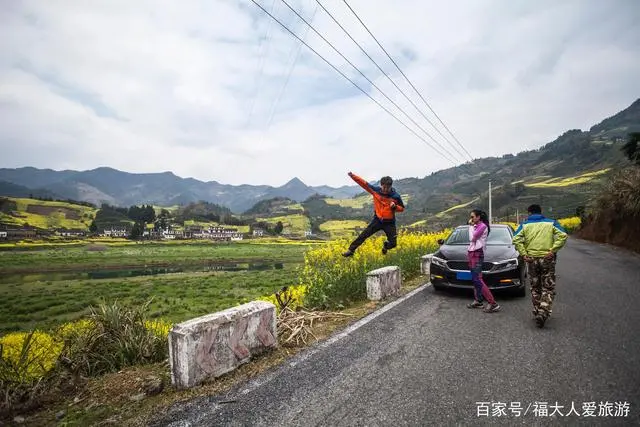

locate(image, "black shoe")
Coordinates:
382 246 388 255
535 315 546 328
467 300 484 309
342 250 354 257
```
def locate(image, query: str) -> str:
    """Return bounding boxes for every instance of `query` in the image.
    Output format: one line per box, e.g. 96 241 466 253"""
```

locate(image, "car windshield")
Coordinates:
444 226 513 245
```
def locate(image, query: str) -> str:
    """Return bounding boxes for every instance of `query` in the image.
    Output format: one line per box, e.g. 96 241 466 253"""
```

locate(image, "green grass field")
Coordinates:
0 240 313 332
0 266 300 333
0 241 311 273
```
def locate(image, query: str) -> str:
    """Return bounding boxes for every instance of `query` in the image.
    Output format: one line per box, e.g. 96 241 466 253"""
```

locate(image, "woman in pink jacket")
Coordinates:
467 209 500 313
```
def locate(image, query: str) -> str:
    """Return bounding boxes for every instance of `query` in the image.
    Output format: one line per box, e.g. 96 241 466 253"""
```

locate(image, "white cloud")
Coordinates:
1 0 639 187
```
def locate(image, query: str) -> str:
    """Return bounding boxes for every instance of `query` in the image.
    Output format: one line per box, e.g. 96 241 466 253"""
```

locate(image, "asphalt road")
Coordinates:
152 238 640 426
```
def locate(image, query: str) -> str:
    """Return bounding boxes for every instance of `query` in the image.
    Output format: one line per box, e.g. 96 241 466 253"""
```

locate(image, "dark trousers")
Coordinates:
349 218 397 252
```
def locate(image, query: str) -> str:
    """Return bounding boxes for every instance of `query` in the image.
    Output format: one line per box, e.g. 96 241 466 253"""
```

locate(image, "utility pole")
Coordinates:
488 181 492 225
516 208 519 224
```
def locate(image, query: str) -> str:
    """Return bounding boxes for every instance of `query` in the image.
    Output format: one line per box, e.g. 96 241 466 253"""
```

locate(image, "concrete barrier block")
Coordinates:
421 254 434 275
168 301 277 389
366 266 402 300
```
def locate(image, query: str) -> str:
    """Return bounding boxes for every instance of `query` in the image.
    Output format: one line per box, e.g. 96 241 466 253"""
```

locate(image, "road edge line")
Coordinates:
237 281 432 396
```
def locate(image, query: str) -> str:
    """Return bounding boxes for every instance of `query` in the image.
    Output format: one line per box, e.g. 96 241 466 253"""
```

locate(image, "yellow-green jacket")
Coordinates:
512 214 568 257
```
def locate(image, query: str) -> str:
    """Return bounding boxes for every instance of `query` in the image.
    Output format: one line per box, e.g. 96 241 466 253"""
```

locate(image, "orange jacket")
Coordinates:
349 173 405 222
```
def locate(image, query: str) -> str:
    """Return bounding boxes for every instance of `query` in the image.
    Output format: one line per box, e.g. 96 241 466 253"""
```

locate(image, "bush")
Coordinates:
61 300 169 376
301 230 448 309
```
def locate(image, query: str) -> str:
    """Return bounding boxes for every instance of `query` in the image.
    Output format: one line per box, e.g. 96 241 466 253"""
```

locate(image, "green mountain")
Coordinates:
0 168 362 213
247 98 639 232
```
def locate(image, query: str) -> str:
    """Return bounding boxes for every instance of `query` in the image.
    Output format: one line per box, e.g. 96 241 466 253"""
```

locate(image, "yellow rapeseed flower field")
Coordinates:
0 331 63 383
301 230 449 308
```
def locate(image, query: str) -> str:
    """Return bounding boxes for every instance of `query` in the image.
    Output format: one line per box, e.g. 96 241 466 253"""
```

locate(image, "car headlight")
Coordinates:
431 256 448 268
492 258 519 272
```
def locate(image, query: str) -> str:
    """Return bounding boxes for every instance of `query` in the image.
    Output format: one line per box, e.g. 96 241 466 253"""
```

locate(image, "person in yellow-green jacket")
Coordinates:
512 204 568 328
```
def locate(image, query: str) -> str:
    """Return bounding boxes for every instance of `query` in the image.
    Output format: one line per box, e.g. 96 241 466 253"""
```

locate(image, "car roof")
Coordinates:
455 223 511 229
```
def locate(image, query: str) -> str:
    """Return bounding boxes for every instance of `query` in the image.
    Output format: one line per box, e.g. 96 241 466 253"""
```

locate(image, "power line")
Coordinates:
249 0 457 164
315 0 471 163
247 0 279 128
264 2 320 131
341 0 474 161
276 0 460 163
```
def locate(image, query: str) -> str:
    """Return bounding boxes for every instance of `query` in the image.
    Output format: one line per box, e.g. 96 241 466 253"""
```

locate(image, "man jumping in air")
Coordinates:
342 172 405 257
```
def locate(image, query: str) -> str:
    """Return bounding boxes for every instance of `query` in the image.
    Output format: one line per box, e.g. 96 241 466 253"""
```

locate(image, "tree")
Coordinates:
622 132 640 165
274 221 284 235
129 222 143 240
154 209 171 231
89 220 98 234
143 205 156 223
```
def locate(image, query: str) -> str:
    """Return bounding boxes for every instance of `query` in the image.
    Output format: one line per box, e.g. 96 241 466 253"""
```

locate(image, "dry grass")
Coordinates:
577 166 640 252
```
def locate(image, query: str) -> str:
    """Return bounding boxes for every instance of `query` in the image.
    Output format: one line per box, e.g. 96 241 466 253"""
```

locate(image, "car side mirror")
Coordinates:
437 239 444 245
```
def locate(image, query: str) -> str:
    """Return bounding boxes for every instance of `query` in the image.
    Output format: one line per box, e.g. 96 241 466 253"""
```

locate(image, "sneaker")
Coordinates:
467 300 483 309
535 315 546 328
342 250 354 257
483 303 501 313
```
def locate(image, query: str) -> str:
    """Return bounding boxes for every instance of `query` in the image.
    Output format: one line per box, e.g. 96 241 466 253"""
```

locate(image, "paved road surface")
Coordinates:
152 238 640 426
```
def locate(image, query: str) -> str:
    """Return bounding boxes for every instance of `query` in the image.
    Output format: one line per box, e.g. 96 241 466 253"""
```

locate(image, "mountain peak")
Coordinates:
283 177 306 187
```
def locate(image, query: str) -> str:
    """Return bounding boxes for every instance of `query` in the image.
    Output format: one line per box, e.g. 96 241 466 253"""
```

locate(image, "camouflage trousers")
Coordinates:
527 257 556 320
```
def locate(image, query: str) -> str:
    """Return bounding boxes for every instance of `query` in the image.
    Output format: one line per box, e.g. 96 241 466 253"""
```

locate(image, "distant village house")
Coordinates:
55 228 86 238
0 225 37 240
101 226 130 238
183 225 243 241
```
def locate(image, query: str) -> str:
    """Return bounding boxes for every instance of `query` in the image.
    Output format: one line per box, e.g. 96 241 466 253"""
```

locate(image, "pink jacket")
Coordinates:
468 222 488 252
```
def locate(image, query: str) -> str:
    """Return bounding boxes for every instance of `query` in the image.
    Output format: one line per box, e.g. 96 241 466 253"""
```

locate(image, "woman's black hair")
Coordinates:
471 209 491 234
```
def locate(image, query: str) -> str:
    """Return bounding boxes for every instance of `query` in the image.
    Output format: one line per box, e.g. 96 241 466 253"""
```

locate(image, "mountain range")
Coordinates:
0 168 361 213
1 98 639 219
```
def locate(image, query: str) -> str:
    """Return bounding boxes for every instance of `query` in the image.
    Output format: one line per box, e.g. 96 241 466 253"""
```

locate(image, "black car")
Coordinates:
429 224 527 297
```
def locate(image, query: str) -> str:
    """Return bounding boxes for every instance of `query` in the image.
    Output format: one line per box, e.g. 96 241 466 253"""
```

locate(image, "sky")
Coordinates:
1 0 640 187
